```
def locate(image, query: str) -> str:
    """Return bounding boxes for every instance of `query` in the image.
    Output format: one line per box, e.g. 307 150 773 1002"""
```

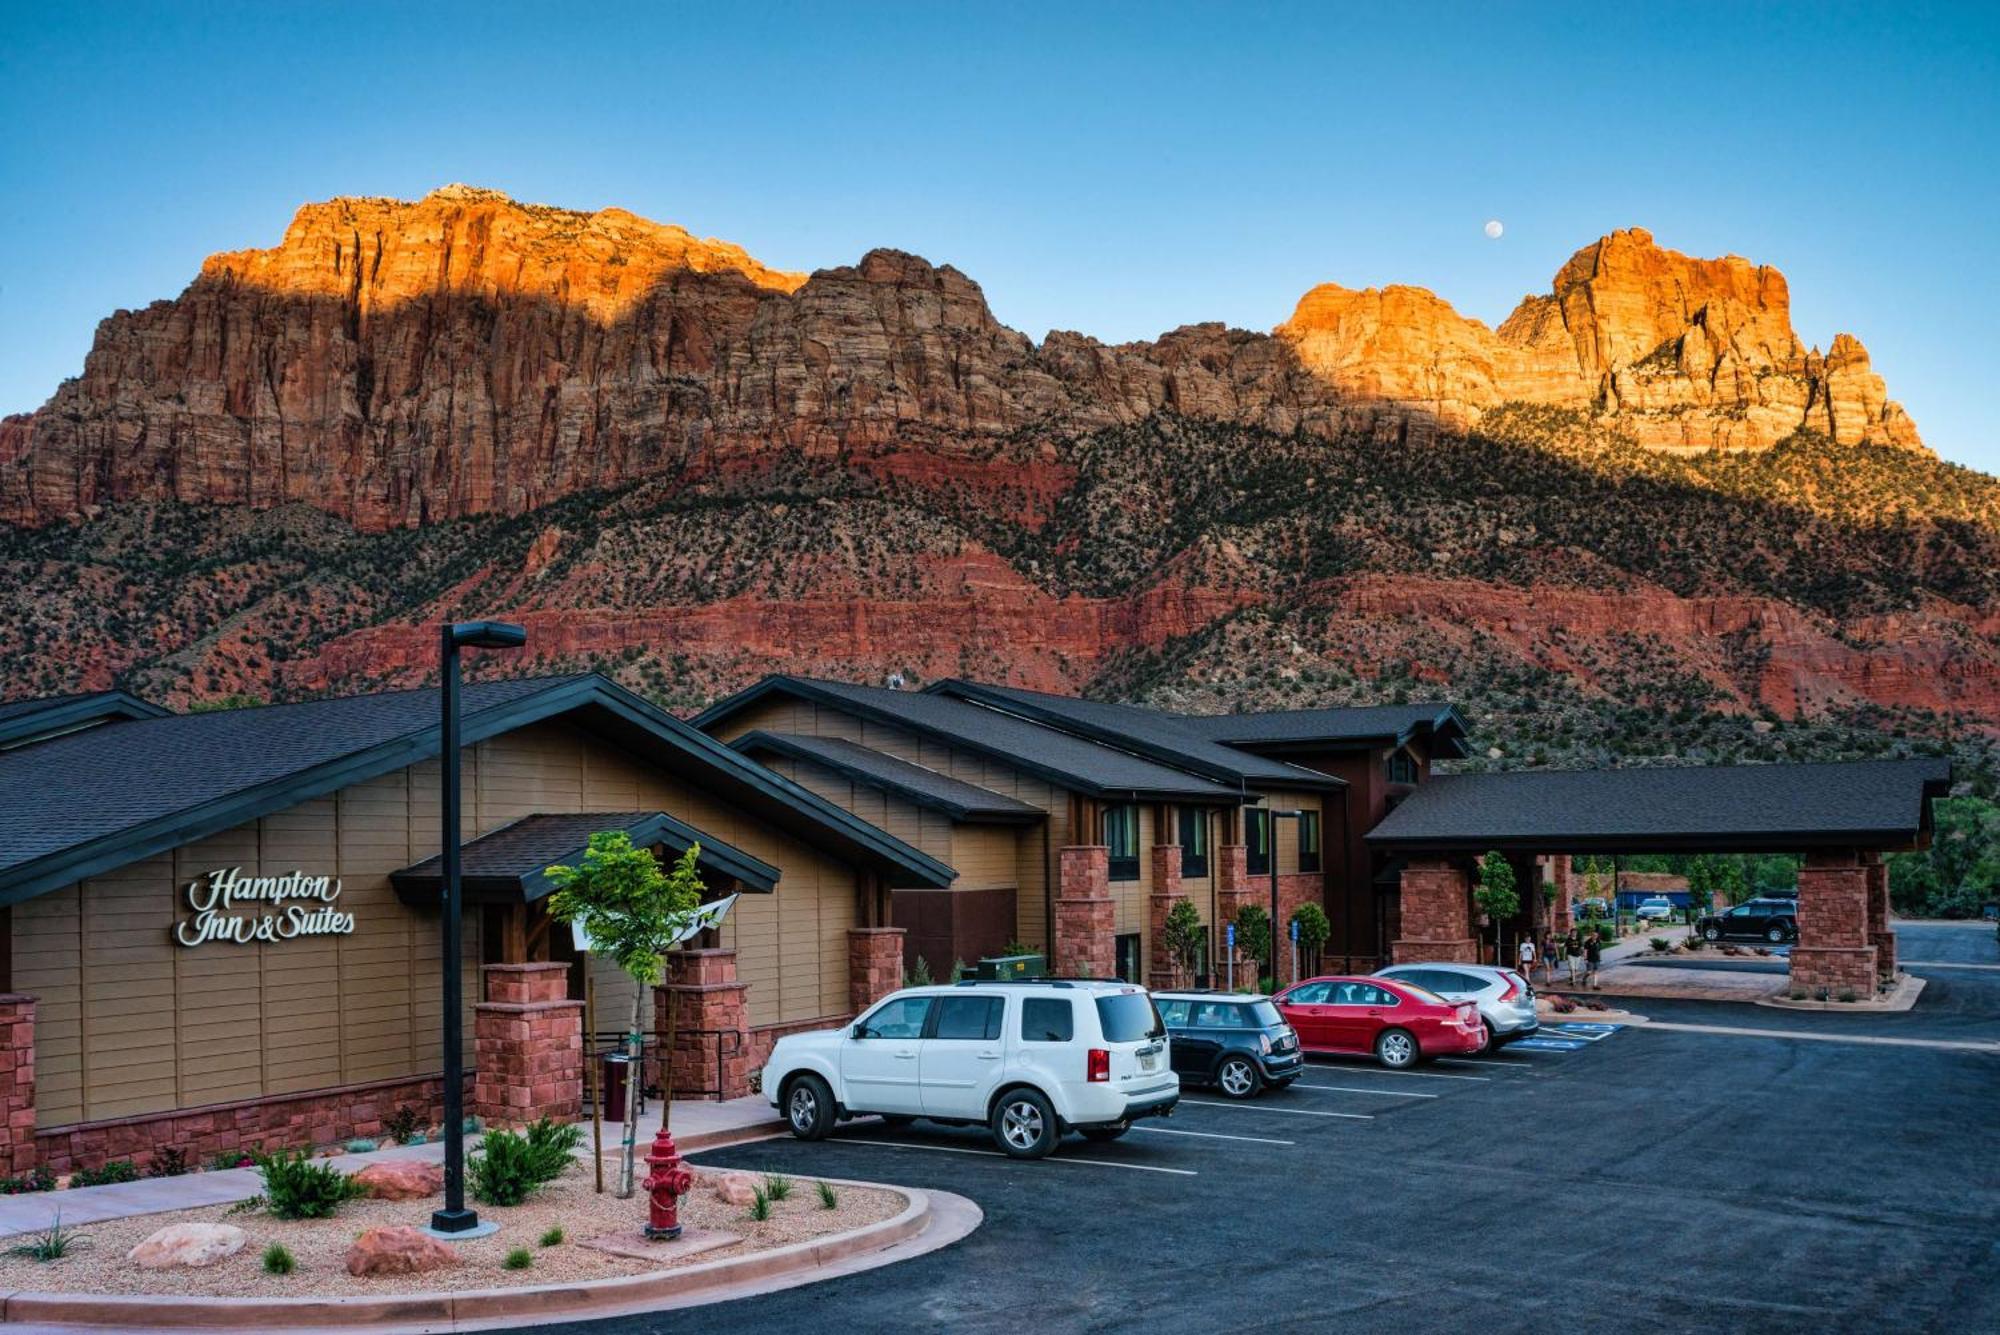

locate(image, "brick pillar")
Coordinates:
848 927 907 1014
1214 844 1261 987
1864 853 1895 983
1055 845 1115 979
1547 855 1575 935
662 948 751 1101
1392 859 1477 963
1791 850 1878 997
0 995 35 1174
473 963 582 1128
1148 844 1187 989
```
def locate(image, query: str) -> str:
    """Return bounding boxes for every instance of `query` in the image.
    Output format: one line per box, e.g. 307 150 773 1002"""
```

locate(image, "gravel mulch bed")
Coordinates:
0 1160 903 1297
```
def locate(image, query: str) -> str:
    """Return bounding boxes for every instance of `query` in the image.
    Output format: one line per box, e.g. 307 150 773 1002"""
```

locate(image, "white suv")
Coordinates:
764 980 1179 1158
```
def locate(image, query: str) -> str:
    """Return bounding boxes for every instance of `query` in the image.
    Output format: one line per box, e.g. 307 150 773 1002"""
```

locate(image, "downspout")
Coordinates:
1042 819 1054 959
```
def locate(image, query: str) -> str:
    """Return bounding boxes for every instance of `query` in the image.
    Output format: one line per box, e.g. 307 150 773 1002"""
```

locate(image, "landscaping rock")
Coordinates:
712 1171 758 1206
345 1225 462 1277
352 1160 445 1201
126 1222 247 1269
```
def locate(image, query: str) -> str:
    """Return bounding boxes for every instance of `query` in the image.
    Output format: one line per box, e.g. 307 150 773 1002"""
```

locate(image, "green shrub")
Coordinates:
469 1117 581 1207
903 956 934 987
383 1104 424 1146
1838 990 1857 1003
816 1179 838 1210
145 1147 191 1178
539 1225 565 1247
1649 937 1670 952
262 1243 296 1275
503 1246 534 1270
68 1159 139 1188
253 1149 367 1220
208 1150 256 1172
763 1173 792 1202
0 1164 56 1195
748 1186 772 1221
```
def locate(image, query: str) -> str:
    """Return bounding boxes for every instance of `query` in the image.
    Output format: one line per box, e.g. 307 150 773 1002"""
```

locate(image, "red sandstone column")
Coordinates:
1791 850 1878 997
1392 859 1477 964
1214 844 1262 987
847 927 907 1014
473 963 582 1128
1548 855 1575 935
0 995 34 1175
1864 853 1896 983
1055 845 1115 979
1148 844 1186 988
661 948 752 1101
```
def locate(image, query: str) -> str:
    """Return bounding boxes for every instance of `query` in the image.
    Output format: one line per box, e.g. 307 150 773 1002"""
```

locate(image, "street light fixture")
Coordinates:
429 620 527 1239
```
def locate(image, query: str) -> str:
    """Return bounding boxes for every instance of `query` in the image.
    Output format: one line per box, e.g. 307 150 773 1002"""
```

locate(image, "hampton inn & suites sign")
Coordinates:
175 867 357 946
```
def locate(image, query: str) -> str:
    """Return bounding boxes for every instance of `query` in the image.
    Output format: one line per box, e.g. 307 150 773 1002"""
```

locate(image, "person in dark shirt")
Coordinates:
1583 932 1603 989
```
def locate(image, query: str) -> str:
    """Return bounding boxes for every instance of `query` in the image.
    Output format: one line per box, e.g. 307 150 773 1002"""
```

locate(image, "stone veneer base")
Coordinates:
0 1181 973 1331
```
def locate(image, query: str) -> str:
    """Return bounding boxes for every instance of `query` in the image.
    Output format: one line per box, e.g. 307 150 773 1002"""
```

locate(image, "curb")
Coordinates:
1756 972 1927 1013
0 1174 950 1331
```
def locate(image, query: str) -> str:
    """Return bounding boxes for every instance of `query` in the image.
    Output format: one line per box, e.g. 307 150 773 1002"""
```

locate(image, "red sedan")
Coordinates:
1273 976 1485 1069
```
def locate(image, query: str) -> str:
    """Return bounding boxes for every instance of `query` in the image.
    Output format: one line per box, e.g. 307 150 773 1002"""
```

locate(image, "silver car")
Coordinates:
1374 963 1538 1054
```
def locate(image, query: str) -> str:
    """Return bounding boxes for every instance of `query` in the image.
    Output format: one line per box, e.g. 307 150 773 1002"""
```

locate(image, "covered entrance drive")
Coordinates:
1364 759 1951 997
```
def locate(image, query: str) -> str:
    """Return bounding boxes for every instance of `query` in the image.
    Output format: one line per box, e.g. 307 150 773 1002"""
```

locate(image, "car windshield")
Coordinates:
1249 1000 1283 1027
1094 991 1166 1042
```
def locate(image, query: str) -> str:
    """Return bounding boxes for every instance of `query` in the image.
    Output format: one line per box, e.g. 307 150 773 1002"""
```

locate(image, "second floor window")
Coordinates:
1105 803 1140 881
1177 806 1209 878
1386 751 1419 785
1298 810 1321 873
1246 808 1270 876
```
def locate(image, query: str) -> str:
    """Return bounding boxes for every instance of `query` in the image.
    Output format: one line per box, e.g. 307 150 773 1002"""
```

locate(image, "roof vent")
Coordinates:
885 672 906 691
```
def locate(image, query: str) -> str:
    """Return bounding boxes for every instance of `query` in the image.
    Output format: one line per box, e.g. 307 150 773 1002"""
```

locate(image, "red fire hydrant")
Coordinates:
642 1126 694 1240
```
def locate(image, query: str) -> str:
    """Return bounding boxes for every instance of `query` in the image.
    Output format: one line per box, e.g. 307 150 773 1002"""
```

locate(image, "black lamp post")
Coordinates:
430 620 527 1238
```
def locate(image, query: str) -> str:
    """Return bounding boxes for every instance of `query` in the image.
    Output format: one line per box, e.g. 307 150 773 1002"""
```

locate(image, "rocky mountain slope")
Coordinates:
0 187 1987 778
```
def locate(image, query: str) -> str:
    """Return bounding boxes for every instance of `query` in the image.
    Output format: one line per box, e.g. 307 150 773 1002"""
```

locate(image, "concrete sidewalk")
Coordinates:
0 1096 783 1240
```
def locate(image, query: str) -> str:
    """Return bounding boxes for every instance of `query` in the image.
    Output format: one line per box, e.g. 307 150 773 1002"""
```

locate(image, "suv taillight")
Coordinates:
1496 974 1521 1001
1087 1048 1110 1082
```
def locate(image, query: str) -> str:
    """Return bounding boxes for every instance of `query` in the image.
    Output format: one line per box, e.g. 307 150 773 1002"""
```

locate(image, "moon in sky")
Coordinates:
1483 219 1504 239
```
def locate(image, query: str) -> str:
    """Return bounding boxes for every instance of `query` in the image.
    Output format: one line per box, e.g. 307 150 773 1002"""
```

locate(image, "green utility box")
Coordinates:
975 953 1047 981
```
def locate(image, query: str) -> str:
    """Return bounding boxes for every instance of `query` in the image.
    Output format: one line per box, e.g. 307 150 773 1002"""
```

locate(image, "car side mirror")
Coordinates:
851 1024 870 1040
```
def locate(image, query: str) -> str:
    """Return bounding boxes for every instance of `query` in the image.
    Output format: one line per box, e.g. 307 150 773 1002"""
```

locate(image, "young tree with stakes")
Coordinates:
545 834 703 1199
1474 851 1520 969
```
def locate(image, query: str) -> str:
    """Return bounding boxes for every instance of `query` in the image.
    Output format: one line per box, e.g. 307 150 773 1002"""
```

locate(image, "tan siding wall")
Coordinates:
709 699 1066 953
948 826 1019 891
20 718 866 1129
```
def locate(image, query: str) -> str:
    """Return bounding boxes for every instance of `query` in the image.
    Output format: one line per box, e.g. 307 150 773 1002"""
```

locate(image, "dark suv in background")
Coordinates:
1697 898 1799 943
1154 992 1302 1098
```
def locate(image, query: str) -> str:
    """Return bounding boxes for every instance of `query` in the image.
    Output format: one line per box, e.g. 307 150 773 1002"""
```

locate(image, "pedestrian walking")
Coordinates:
1517 934 1536 980
1565 930 1584 985
1551 933 1568 985
1584 931 1603 989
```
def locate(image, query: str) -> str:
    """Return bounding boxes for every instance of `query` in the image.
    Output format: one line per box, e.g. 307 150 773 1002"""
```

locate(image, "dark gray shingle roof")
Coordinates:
1179 702 1467 753
733 732 1044 822
1366 759 1951 852
391 811 780 901
0 690 169 749
925 681 1342 790
701 678 1241 801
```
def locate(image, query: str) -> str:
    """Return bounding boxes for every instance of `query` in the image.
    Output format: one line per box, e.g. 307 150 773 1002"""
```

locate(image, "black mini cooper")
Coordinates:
1153 992 1303 1098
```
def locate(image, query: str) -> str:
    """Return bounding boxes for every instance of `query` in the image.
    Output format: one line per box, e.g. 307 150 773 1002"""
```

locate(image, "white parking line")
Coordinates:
853 1138 1199 1175
1133 1126 1296 1146
1635 1022 2000 1053
1434 1057 1536 1069
1303 1065 1490 1082
1182 1099 1372 1119
1291 1082 1437 1099
1902 961 2000 971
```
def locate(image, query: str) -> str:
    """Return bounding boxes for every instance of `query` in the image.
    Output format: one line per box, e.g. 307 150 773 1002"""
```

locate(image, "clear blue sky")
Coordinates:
3 2 1995 469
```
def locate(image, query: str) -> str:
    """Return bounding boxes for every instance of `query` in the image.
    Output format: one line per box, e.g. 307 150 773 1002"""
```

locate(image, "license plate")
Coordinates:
1139 1051 1158 1072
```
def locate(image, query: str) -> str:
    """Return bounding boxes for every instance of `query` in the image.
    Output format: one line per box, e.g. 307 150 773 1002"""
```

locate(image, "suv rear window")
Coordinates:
1021 997 1075 1043
1094 991 1165 1043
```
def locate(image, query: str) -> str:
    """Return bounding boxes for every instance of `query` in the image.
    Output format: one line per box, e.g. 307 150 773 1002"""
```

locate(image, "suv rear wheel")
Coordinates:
784 1074 834 1141
1703 925 1722 942
1767 925 1788 944
1215 1055 1263 1099
1375 1027 1419 1069
991 1088 1058 1159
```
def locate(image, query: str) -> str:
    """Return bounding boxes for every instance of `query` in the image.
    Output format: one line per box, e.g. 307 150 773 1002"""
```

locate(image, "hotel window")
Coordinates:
1246 809 1270 876
1105 803 1140 881
1385 750 1419 784
1114 933 1142 984
1177 806 1209 878
1298 811 1321 873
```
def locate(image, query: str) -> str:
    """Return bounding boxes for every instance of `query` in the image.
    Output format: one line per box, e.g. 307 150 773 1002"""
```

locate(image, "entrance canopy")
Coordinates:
391 810 780 907
1367 759 1951 855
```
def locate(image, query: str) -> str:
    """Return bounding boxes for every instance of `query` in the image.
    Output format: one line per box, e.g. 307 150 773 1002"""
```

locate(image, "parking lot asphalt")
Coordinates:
520 923 2000 1335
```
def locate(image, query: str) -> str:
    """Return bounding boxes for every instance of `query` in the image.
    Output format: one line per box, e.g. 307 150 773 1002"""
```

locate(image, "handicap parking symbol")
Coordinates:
1510 1037 1589 1052
1548 1022 1623 1040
